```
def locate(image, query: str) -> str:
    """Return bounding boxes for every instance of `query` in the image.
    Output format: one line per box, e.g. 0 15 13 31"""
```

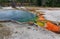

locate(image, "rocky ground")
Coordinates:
0 21 60 39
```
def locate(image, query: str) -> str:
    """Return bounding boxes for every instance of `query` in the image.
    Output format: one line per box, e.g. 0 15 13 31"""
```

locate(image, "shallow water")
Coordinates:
0 10 36 22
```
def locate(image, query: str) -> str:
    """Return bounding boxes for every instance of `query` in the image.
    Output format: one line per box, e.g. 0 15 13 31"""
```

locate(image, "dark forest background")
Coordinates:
0 0 60 7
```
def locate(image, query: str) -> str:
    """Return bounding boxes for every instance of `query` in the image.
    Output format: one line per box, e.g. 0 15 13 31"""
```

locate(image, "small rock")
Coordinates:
0 24 3 27
27 27 31 29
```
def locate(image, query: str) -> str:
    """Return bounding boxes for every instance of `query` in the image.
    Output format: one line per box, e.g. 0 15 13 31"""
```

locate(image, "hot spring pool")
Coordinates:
0 10 36 22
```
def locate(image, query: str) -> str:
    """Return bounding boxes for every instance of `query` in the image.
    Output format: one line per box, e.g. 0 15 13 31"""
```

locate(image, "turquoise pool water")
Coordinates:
0 10 36 22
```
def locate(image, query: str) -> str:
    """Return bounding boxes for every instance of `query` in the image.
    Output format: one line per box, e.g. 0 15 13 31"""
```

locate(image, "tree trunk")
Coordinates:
41 0 46 6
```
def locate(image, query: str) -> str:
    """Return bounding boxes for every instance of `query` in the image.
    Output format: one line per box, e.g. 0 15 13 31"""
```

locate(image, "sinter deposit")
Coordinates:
0 22 60 39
